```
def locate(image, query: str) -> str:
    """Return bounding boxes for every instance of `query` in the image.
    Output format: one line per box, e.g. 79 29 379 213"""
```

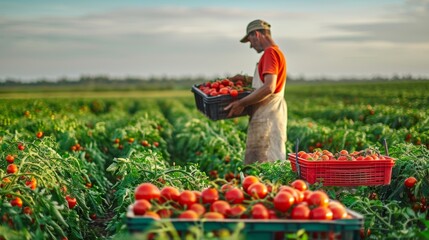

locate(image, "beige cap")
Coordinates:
240 19 271 43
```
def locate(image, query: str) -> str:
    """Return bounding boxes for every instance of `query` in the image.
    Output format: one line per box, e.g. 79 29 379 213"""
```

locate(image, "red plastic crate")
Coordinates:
288 153 395 186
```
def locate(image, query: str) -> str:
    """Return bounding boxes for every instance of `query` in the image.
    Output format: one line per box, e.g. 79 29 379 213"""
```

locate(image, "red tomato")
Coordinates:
268 210 278 219
143 211 161 220
225 188 244 204
25 178 37 190
178 190 196 208
203 212 224 220
133 199 151 215
23 206 32 215
279 186 301 203
135 183 160 201
157 209 173 218
291 179 308 192
201 188 219 204
310 206 333 220
404 177 417 188
210 200 231 216
221 79 231 86
307 190 329 208
273 191 295 212
329 204 348 220
230 89 238 97
303 190 313 202
65 195 77 209
90 213 97 220
141 140 150 147
220 183 234 192
5 155 14 164
11 197 23 208
18 144 25 151
178 210 199 220
192 190 202 200
211 82 219 89
227 204 246 218
219 87 229 95
247 182 268 199
242 176 259 192
251 203 269 219
36 131 44 138
160 186 180 203
291 203 310 220
7 164 18 174
339 150 348 156
189 203 206 217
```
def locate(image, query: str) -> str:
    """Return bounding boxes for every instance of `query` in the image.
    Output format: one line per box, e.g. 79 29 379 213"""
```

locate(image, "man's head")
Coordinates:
240 19 271 43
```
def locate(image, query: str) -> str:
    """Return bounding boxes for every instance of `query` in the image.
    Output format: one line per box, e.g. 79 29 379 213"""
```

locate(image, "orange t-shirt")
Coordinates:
258 45 287 93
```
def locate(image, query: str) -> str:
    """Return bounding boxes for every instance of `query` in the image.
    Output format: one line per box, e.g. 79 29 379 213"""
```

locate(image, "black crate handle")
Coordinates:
295 138 301 178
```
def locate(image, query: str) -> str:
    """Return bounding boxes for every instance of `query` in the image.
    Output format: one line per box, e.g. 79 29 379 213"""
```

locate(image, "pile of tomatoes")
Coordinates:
197 77 250 97
296 149 392 161
130 176 351 221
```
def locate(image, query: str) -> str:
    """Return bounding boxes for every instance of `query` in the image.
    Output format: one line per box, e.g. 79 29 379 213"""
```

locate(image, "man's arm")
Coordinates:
224 74 277 117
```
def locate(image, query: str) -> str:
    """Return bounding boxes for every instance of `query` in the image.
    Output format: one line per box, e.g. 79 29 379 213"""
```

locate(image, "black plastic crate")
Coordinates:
191 85 252 120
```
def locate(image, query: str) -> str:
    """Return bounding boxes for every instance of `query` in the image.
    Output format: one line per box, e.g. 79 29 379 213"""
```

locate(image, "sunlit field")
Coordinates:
0 79 428 239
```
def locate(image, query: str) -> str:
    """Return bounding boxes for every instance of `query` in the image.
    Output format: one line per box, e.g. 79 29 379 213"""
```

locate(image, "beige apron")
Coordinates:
244 63 287 164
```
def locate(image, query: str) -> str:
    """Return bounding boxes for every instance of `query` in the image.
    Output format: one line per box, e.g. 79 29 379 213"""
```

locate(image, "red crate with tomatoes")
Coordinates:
288 148 395 186
191 76 253 120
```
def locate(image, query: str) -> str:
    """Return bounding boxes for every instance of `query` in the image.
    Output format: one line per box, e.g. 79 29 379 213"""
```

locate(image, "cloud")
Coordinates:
320 0 429 43
1 2 429 80
0 6 262 80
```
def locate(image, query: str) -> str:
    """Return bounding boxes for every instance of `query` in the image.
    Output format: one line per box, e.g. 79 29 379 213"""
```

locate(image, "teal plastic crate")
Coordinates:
127 206 364 240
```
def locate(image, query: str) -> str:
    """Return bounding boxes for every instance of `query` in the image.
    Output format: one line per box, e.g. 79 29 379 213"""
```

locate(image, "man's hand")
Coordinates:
224 101 245 118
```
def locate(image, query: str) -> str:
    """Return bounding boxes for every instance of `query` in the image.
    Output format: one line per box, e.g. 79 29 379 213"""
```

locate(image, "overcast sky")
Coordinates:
1 0 429 82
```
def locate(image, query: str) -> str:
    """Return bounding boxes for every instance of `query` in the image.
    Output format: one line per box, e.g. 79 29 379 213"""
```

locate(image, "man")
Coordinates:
225 19 287 165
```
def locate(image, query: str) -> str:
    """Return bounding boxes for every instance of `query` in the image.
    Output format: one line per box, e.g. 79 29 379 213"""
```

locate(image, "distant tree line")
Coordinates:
0 74 427 91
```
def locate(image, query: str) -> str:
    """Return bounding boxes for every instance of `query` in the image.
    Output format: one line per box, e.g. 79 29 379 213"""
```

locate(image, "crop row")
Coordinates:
1 80 429 239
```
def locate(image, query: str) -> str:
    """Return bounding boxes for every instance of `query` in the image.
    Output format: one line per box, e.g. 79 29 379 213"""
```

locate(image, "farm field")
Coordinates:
0 80 429 240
